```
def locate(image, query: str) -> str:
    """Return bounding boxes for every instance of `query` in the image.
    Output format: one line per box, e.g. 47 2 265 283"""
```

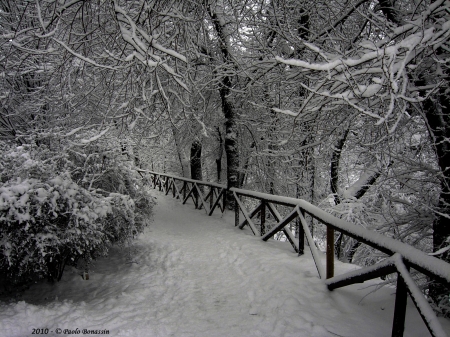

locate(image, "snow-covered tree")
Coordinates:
274 0 450 306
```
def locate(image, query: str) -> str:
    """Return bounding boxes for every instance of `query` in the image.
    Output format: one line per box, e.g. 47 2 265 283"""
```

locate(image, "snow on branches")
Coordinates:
275 0 450 134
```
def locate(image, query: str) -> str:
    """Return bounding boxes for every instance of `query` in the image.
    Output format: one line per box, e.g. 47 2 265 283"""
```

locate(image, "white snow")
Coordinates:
1 190 449 337
79 128 110 145
430 245 450 256
52 39 120 71
272 108 298 117
63 127 84 137
342 170 375 200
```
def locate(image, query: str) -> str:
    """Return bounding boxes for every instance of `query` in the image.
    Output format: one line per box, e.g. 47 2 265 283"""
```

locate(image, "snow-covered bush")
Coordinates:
0 140 153 286
0 175 111 283
65 141 153 246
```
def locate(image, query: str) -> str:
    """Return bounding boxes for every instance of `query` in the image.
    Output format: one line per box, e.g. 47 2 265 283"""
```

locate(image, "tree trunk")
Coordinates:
267 108 277 195
330 129 387 261
190 140 202 204
240 141 255 188
347 240 362 263
206 4 240 206
171 124 189 177
216 127 223 182
190 140 202 181
222 86 239 203
422 77 450 303
330 129 349 205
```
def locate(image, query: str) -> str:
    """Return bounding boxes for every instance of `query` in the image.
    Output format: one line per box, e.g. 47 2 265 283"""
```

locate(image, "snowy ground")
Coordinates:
1 189 449 337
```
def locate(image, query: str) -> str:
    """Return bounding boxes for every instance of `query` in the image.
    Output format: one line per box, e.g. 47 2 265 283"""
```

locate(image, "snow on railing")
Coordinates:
140 170 227 216
141 170 450 337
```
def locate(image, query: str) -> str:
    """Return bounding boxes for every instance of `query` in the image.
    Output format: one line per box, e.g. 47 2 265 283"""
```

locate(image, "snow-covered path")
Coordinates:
1 190 449 336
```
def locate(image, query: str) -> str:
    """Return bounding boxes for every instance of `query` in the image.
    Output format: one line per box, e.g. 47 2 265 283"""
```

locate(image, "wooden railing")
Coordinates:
140 170 450 337
144 170 227 216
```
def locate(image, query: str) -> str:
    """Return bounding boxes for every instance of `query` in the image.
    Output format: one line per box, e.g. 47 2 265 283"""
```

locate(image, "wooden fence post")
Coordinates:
260 200 266 236
223 188 227 212
194 184 198 209
183 181 187 200
326 226 334 279
234 194 239 226
172 179 176 198
392 272 408 337
210 187 214 212
298 209 305 256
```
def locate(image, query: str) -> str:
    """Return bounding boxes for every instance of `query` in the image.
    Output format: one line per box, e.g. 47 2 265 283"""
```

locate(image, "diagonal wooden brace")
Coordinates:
297 209 325 280
209 188 225 216
262 208 299 241
266 203 300 253
194 183 210 214
233 192 259 235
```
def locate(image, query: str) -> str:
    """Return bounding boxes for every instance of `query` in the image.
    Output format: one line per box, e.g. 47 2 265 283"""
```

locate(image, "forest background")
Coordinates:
1 0 450 316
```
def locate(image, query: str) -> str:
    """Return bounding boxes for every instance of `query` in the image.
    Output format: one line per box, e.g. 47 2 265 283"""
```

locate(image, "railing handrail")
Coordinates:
138 169 227 189
142 170 450 337
140 173 450 283
231 187 450 283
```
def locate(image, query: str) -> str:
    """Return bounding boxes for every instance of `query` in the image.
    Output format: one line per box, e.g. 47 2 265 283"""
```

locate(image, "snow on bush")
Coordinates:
0 175 111 283
0 141 153 286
